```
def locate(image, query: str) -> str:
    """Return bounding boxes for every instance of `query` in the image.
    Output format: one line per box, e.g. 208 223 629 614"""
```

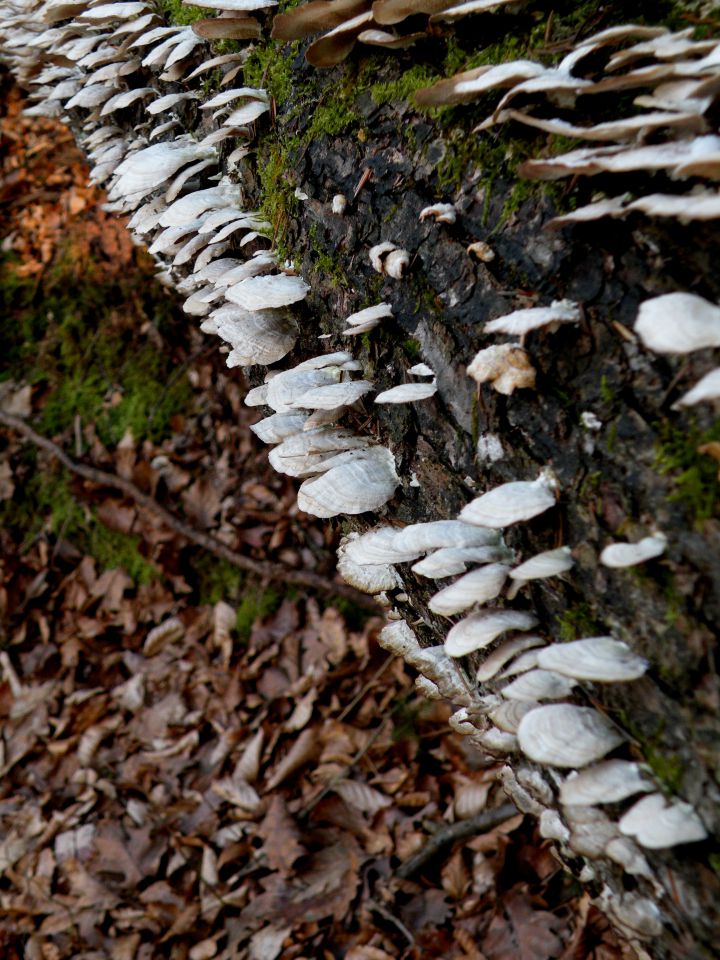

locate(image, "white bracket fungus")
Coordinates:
619 793 708 849
600 533 667 568
459 469 558 528
484 299 581 336
517 704 624 769
635 292 720 353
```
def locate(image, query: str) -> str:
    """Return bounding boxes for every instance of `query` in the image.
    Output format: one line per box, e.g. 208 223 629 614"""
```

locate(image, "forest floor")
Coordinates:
0 80 635 960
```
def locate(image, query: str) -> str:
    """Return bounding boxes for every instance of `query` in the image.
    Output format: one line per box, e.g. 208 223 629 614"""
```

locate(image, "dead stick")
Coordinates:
396 802 519 879
0 411 379 610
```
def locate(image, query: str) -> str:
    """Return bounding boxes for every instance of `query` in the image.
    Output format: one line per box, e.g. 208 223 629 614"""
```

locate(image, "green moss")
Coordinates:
243 41 299 107
329 595 373 632
410 271 443 317
2 251 193 446
655 417 720 522
599 374 615 405
556 602 601 641
645 746 685 794
255 136 301 260
159 0 206 25
709 853 720 878
0 464 158 585
88 525 159 586
192 566 286 641
402 338 422 360
605 421 618 454
193 556 245 606
307 98 361 139
235 585 284 642
371 64 439 108
390 692 426 742
308 223 350 290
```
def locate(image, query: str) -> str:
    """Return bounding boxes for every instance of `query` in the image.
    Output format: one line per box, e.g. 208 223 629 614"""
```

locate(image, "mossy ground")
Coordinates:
1 251 193 446
0 248 194 585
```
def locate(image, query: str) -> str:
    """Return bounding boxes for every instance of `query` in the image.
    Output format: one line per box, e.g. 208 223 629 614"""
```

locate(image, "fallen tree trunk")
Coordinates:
1 1 719 955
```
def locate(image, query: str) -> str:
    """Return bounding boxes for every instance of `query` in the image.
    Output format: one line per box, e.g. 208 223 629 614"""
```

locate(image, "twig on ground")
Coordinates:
396 802 519 879
299 719 389 820
368 898 415 945
336 653 395 723
0 410 380 610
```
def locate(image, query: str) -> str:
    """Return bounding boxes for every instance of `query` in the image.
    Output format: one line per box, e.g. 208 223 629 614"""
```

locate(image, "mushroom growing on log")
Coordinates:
1 1 719 955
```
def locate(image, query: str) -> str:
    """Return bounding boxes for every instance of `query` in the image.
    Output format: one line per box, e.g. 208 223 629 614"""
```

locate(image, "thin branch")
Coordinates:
0 410 380 610
336 653 395 723
395 802 519 879
298 719 389 820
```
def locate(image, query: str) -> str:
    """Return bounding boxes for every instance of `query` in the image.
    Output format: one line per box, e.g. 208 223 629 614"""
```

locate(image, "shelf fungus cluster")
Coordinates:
342 470 708 937
418 23 720 227
0 0 715 950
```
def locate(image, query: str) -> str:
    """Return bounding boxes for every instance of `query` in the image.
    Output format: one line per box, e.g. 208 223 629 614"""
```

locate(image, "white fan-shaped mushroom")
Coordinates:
297 447 400 518
266 366 342 412
445 609 538 657
343 302 393 330
369 242 396 271
635 292 720 353
392 520 501 553
600 533 667 568
517 704 623 768
109 140 216 203
428 563 509 616
407 362 434 377
411 544 512 578
488 700 539 734
378 619 420 659
341 527 417 566
467 342 536 394
564 804 619 859
496 649 542 679
419 202 456 223
336 545 403 594
604 837 653 879
369 242 410 277
537 637 648 682
560 760 653 806
268 428 368 477
484 299 581 336
475 635 545 683
249 412 307 444
460 469 558 528
675 367 720 407
374 382 437 403
619 793 708 848
384 248 410 278
510 546 574 581
225 274 310 310
500 668 576 702
290 379 373 410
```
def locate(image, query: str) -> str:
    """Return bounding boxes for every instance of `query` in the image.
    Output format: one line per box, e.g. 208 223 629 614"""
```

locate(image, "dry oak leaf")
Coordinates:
257 795 307 874
482 886 564 960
